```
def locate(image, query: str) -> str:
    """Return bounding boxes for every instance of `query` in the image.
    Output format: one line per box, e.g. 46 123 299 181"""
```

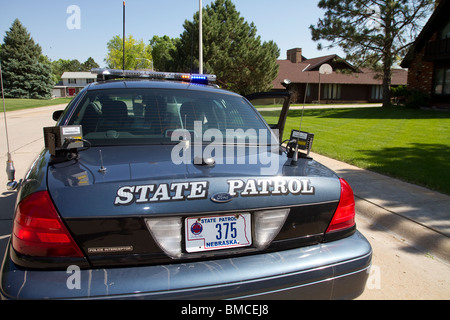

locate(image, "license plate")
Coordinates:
185 213 252 253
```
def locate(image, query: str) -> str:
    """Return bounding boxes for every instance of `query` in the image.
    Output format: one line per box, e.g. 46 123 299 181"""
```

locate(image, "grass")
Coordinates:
259 107 450 195
2 98 73 112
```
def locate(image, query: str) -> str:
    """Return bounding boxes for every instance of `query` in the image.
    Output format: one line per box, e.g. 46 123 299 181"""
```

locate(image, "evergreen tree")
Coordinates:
173 0 279 95
0 19 53 99
310 0 434 107
81 57 100 71
149 35 179 71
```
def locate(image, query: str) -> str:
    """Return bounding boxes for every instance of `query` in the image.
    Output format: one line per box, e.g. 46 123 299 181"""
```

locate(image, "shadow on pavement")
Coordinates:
0 191 16 260
361 201 450 260
0 191 17 221
336 164 450 261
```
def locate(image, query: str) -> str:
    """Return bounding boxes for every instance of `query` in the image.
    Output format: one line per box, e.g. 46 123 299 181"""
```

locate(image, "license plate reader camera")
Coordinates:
44 125 85 162
289 129 314 157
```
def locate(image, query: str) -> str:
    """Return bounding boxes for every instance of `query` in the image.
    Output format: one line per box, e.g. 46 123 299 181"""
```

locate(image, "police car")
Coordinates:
0 69 372 299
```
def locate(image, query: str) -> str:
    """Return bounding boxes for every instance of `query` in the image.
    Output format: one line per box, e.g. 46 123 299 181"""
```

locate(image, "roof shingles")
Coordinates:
272 54 407 89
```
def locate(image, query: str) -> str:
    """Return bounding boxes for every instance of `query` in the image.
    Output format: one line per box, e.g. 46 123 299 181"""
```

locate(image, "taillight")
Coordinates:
326 178 356 233
12 191 84 257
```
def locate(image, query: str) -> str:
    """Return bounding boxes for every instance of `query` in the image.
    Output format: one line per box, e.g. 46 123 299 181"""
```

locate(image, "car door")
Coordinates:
245 91 291 142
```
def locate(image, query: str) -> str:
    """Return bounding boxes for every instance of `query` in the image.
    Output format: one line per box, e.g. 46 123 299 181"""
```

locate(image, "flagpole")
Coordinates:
123 1 126 74
199 0 203 74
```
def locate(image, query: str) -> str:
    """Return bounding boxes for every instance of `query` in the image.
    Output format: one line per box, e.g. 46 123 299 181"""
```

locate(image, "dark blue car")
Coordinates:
1 69 371 300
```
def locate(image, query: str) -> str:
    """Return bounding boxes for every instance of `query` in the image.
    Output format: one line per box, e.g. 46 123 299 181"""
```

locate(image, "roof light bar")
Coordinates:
91 68 216 85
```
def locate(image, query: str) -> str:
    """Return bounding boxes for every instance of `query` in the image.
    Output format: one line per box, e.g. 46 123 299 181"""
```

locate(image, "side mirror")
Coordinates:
52 110 64 121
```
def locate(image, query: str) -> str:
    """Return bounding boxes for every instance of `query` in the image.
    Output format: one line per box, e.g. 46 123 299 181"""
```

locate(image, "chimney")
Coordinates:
287 48 303 63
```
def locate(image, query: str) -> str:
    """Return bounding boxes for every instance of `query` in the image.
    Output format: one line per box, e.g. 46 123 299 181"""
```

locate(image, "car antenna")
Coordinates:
190 29 194 75
98 149 107 174
0 59 18 190
291 73 310 167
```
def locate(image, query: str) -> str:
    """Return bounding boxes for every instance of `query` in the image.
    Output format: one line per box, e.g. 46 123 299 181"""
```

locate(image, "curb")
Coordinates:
355 196 450 263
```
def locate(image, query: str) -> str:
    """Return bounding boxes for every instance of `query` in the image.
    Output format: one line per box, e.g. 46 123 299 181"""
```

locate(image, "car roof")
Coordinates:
86 79 241 97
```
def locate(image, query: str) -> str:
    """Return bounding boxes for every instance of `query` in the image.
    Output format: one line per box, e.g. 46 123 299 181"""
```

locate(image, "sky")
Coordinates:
0 0 345 68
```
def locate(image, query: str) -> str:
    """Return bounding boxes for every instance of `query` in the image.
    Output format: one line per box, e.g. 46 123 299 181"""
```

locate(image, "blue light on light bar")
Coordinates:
190 75 208 85
191 75 207 80
91 68 216 85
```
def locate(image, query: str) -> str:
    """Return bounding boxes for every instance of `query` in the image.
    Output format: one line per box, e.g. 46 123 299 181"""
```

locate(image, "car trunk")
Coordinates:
47 145 341 267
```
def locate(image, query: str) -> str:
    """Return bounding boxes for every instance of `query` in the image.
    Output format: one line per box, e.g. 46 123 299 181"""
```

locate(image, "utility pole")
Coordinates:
199 0 203 74
123 1 126 74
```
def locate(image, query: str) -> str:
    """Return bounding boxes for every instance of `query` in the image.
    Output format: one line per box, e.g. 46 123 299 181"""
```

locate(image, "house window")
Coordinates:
433 68 450 95
323 84 341 100
68 79 77 84
371 85 383 100
86 79 95 84
441 21 450 39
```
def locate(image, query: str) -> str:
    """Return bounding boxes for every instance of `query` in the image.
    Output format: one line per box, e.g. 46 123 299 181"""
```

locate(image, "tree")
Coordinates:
0 19 53 99
105 35 152 70
52 58 82 77
81 57 99 71
149 35 179 71
173 0 280 95
310 0 434 107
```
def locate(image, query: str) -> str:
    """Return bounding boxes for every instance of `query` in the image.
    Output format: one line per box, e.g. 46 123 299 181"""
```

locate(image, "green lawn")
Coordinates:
2 98 73 112
259 107 450 195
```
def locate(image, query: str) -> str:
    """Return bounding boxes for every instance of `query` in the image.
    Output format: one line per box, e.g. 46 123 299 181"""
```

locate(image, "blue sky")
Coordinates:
0 0 343 67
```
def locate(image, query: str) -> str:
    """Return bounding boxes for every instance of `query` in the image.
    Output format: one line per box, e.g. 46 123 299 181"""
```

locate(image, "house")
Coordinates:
53 72 97 97
272 48 407 104
400 0 450 109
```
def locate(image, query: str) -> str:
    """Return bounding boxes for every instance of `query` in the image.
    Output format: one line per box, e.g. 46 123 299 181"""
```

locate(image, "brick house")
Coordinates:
272 48 407 104
400 0 450 108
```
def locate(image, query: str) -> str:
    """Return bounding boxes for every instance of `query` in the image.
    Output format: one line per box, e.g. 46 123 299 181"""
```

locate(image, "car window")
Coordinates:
67 88 272 146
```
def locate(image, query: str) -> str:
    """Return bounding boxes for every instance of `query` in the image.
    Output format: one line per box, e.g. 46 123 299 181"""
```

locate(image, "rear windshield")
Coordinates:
67 88 273 146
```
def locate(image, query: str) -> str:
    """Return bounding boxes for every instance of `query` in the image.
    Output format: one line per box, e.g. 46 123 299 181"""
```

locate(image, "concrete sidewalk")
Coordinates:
311 152 450 263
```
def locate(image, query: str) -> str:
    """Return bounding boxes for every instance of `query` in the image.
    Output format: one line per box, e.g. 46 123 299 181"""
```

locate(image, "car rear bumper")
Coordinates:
1 231 372 300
